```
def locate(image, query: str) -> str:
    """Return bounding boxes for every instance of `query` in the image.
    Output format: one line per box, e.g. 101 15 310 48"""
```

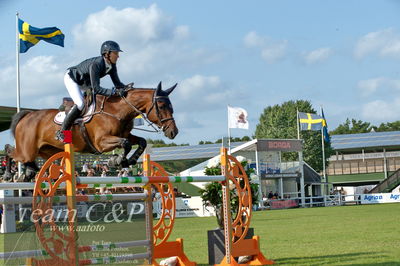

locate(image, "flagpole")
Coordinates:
320 106 326 182
16 12 22 178
16 13 20 113
296 108 300 139
227 105 231 154
16 12 24 218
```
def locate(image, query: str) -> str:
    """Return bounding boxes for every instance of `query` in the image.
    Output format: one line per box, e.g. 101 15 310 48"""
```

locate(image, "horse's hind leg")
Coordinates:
3 156 12 182
23 162 39 182
3 145 14 181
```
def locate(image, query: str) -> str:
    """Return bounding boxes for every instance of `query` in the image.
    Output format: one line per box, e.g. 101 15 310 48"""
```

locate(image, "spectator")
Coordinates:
93 159 102 173
0 158 6 174
101 164 109 173
101 170 107 177
273 192 279 199
0 205 3 226
267 191 274 199
87 168 95 176
82 162 89 173
118 168 129 177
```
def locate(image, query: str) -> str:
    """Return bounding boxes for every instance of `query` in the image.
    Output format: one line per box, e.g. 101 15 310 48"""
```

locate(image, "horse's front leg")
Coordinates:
99 135 132 167
126 135 147 166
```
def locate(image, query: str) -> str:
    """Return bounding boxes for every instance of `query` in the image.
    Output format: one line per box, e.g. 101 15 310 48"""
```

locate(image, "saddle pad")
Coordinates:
53 103 95 125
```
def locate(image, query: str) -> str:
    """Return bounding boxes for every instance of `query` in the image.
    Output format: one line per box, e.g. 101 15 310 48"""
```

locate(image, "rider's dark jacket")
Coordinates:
68 56 124 96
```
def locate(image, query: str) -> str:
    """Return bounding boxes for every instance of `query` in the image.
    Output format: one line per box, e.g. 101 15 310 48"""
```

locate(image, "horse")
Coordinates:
4 82 178 182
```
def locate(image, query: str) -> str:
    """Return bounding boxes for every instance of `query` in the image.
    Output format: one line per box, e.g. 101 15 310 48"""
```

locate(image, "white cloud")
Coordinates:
358 77 400 96
302 47 332 64
0 5 222 109
70 5 219 80
0 56 65 107
357 77 386 96
244 31 266 47
73 5 176 49
243 31 287 63
174 74 243 112
361 98 400 121
354 28 400 59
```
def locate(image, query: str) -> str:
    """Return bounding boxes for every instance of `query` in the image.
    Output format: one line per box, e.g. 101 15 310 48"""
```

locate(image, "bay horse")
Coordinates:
4 82 178 182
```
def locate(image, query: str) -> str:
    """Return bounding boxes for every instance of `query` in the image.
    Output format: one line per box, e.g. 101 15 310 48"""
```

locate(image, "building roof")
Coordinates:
330 131 400 153
140 142 246 162
0 106 38 132
140 131 400 162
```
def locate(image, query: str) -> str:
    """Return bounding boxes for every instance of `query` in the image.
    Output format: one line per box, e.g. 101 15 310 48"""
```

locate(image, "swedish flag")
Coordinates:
134 115 145 126
18 18 64 53
298 112 326 131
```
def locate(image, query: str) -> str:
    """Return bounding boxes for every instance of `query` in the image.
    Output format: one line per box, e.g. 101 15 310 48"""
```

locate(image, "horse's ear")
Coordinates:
164 83 177 95
156 82 162 94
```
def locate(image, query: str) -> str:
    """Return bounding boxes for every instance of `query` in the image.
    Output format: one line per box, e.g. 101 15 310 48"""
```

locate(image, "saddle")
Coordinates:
53 91 102 154
53 91 95 125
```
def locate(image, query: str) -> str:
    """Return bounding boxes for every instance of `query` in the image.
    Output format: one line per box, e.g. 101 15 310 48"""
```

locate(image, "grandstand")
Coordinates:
328 130 400 193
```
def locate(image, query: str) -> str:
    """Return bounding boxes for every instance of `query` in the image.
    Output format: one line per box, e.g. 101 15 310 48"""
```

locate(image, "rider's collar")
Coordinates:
104 58 112 73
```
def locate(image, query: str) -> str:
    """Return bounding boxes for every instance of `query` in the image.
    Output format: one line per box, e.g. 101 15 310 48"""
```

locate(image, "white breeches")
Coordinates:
64 71 84 111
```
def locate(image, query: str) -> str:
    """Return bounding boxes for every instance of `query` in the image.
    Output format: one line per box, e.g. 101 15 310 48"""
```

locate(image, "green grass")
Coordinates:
170 204 400 265
174 182 202 196
1 204 400 265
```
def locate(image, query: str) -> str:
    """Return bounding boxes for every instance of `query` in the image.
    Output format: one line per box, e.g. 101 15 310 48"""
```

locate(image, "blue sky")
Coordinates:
1 0 400 148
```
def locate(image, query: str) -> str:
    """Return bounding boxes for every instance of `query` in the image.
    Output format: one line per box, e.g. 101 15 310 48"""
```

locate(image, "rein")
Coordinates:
91 87 174 133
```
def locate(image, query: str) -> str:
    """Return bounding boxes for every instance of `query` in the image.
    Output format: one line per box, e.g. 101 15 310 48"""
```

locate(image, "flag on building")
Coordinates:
298 112 326 131
321 108 330 143
134 115 144 126
18 18 65 53
228 106 249 129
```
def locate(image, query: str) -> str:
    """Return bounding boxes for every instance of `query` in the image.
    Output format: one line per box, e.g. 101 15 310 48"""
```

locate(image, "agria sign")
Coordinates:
361 193 400 204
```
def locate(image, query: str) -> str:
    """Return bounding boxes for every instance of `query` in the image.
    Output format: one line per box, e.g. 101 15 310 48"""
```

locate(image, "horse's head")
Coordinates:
145 82 179 139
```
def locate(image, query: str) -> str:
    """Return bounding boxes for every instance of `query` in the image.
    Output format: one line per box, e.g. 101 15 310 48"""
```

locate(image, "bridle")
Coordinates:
122 88 175 133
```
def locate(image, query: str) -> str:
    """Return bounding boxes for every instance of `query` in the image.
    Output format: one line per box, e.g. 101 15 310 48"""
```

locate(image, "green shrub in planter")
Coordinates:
200 160 259 229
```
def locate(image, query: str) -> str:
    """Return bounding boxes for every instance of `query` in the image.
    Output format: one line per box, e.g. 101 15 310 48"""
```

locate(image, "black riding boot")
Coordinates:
55 104 81 141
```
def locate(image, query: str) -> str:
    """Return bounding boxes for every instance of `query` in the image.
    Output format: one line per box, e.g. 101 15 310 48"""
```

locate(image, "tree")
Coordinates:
330 118 372 135
146 139 189 147
255 100 333 172
214 136 252 144
377 121 400 132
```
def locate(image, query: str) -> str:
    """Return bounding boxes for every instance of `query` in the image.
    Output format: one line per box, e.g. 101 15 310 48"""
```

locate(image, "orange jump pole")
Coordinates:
216 147 274 266
144 153 196 266
28 131 79 266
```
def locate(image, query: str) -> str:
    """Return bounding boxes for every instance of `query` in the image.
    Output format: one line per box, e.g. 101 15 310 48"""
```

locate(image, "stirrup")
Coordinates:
55 130 65 141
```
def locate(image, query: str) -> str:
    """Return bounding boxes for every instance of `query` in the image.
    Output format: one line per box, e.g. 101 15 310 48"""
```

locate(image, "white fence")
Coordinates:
261 192 400 209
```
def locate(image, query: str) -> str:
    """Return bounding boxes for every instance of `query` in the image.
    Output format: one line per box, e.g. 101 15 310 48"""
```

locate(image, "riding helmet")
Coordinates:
101 40 123 55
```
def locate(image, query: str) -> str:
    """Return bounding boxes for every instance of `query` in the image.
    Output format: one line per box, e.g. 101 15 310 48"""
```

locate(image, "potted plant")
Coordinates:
199 156 259 264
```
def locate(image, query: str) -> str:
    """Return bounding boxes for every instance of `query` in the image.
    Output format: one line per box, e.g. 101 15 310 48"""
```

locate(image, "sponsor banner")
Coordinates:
270 199 298 209
361 193 400 204
257 139 302 152
153 196 214 218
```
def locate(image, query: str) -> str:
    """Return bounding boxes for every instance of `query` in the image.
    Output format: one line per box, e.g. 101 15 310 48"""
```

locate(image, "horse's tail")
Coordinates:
10 110 31 137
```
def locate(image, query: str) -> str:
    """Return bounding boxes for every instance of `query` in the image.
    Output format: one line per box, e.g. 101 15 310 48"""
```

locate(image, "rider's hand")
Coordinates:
113 88 127 97
125 82 134 89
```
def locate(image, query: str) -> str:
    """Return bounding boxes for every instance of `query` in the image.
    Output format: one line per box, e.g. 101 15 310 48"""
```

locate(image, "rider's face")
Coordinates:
108 51 119 64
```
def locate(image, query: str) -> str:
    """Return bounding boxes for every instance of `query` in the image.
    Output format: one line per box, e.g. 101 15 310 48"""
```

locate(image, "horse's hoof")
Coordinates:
128 158 137 166
15 174 25 182
120 158 129 168
107 154 120 168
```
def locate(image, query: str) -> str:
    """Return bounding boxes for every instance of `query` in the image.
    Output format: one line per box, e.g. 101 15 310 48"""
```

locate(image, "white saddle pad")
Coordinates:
53 103 95 125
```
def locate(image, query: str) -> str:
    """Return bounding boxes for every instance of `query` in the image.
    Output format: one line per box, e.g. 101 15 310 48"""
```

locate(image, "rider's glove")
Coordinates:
112 87 127 97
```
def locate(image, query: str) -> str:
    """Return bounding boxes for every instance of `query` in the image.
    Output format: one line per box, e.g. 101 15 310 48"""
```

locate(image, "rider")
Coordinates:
55 40 127 141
